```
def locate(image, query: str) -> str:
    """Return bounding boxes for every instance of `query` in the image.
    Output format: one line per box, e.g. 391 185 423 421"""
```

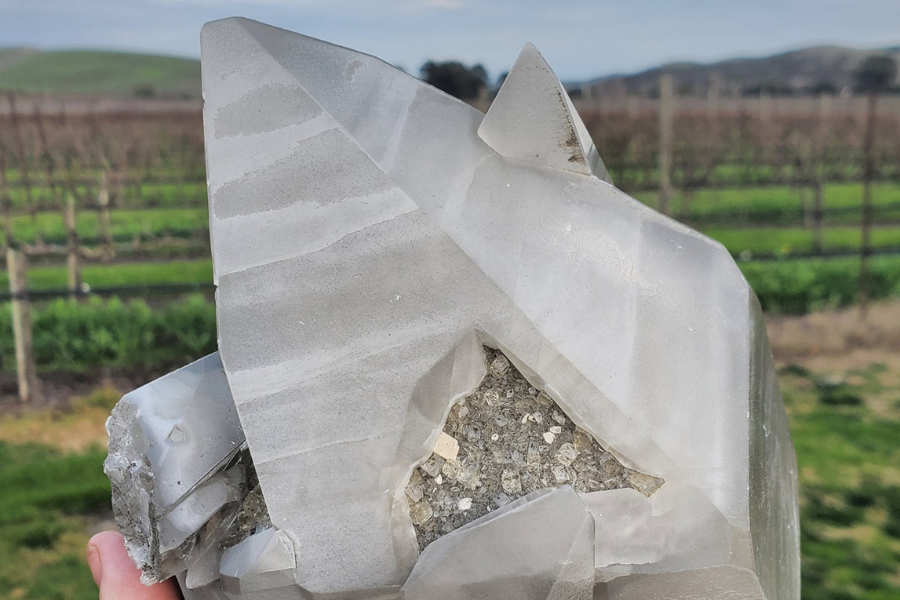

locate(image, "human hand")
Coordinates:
87 531 182 600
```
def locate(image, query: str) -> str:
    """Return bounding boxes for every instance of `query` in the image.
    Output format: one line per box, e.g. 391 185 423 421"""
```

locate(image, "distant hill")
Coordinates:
2 44 898 101
579 46 900 97
0 49 200 99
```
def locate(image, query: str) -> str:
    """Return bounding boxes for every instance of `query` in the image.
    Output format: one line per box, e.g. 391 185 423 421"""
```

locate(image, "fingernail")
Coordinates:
87 542 103 587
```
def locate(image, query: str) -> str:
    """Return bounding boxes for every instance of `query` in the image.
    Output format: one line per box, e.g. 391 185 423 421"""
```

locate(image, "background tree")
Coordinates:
853 55 898 93
419 60 488 101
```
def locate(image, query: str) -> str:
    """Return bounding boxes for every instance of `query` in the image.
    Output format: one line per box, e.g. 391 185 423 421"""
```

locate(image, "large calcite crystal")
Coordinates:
104 17 800 600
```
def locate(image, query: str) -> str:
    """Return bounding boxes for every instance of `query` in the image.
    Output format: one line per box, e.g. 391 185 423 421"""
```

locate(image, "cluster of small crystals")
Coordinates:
408 347 664 550
219 465 272 551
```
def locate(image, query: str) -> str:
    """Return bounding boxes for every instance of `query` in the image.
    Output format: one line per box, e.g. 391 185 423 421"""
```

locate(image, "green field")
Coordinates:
0 49 200 98
3 178 900 316
709 227 900 257
4 181 208 212
0 441 108 600
0 295 216 372
613 163 900 193
4 182 899 256
7 203 900 257
2 254 899 375
633 182 900 224
1 255 899 316
1 176 899 598
1 208 209 246
782 363 900 600
741 257 900 314
0 259 213 293
0 182 897 341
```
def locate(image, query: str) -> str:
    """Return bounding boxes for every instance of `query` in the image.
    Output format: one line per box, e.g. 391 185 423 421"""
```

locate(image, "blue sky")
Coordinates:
0 0 898 81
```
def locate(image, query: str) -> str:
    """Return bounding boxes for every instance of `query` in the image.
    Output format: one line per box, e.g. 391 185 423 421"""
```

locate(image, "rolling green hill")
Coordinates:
0 48 39 71
0 49 200 98
583 45 900 97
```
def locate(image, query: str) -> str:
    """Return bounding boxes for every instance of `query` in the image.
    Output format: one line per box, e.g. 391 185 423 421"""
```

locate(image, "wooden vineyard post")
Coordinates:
98 171 114 262
613 80 627 114
858 91 877 319
707 72 721 128
581 83 594 103
658 73 674 216
65 193 82 295
706 73 722 191
6 94 35 218
0 143 11 242
811 94 832 255
757 91 772 126
626 95 639 120
6 247 40 404
811 179 825 254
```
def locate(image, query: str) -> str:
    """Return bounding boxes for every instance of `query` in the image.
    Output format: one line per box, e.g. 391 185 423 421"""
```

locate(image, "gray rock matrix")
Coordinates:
104 17 800 600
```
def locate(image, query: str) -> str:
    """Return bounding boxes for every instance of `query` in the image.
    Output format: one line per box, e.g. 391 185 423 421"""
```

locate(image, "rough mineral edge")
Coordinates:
104 353 247 584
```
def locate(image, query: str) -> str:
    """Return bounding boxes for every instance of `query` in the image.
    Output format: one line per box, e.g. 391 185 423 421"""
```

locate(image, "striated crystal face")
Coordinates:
104 17 799 600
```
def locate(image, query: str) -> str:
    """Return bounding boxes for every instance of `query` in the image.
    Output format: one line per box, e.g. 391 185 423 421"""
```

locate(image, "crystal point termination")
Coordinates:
104 17 799 600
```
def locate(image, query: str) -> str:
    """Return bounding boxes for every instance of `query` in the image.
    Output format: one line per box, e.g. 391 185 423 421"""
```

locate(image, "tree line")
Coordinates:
420 55 899 102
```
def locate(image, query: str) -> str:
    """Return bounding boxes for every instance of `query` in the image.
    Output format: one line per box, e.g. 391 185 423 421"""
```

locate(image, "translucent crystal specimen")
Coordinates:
104 17 799 600
104 353 247 583
478 43 611 182
176 573 229 600
401 486 594 600
219 528 303 600
198 16 797 599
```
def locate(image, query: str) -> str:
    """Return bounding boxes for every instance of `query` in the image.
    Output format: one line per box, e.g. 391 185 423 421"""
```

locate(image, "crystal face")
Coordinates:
104 17 800 600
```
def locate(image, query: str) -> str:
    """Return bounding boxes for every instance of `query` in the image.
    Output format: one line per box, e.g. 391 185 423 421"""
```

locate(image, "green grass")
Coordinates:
8 181 893 262
0 441 109 600
708 226 900 257
0 49 200 98
0 294 217 371
779 365 900 600
2 254 895 317
1 208 209 246
633 182 900 224
0 183 896 321
0 259 212 292
612 160 900 192
0 254 897 318
11 205 900 258
740 257 900 314
5 181 207 212
0 256 894 373
0 48 35 71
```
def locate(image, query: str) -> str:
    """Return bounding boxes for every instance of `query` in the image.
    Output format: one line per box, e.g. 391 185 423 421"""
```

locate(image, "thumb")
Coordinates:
87 531 182 600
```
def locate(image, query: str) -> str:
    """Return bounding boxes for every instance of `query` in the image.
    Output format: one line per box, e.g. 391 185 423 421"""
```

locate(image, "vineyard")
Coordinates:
0 92 899 375
1 90 900 600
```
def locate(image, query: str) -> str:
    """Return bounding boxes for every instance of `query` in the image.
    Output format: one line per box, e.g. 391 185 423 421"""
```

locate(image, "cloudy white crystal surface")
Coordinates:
105 16 799 600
